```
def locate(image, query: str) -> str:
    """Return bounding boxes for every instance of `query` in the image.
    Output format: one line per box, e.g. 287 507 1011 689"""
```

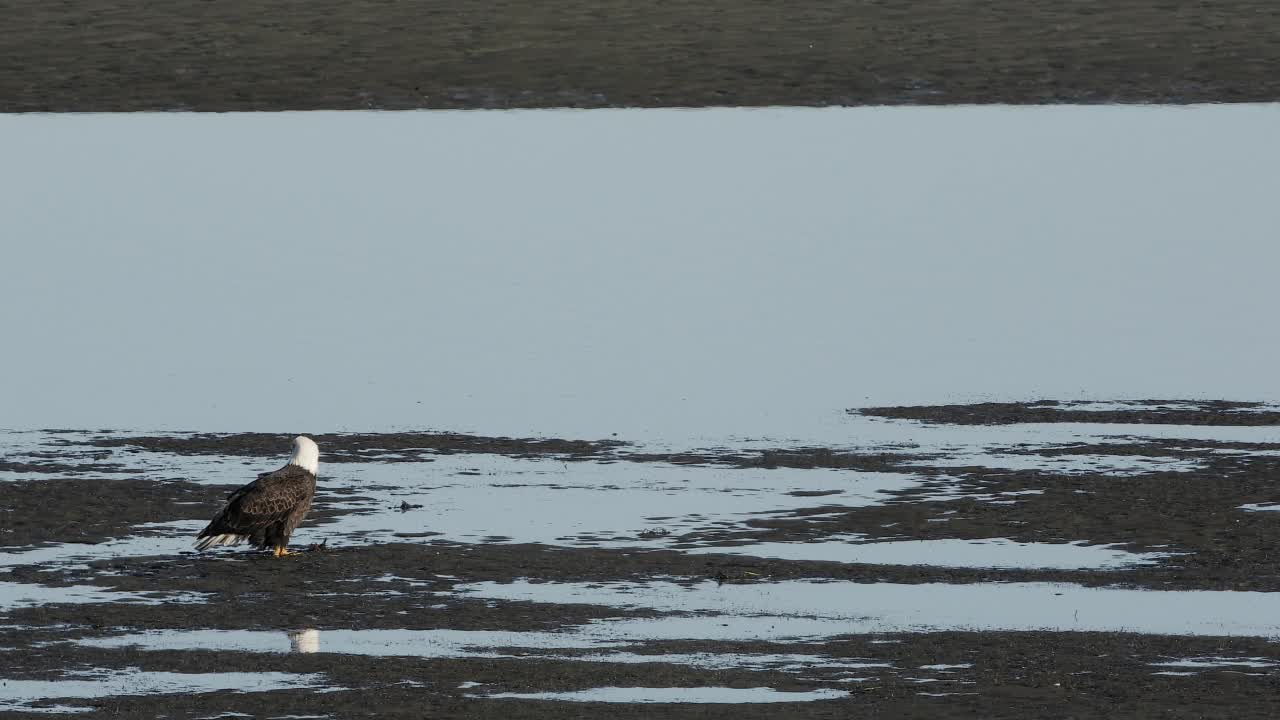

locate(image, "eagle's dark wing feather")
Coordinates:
196 465 316 549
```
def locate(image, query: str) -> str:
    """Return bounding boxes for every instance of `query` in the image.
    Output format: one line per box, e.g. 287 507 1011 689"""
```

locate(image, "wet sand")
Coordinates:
4 402 1280 716
4 0 1280 112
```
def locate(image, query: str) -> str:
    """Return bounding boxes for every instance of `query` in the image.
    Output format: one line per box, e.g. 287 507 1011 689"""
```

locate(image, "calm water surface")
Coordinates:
2 105 1278 442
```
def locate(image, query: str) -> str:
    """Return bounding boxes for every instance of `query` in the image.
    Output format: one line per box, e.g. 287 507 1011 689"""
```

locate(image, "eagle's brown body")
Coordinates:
195 436 319 557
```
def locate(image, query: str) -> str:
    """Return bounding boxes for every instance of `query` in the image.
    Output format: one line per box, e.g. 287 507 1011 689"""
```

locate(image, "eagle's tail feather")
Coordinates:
195 533 248 551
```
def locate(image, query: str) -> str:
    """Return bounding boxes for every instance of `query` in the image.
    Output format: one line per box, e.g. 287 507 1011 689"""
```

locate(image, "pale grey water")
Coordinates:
77 569 1280 645
3 106 1280 442
0 581 206 610
473 687 851 703
0 669 327 712
4 107 1280 709
0 425 1222 571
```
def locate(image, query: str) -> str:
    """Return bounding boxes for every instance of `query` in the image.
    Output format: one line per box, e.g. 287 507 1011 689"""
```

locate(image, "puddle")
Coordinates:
556 651 889 672
687 537 1167 569
0 667 328 713
0 704 94 715
1151 657 1280 670
80 627 618 657
77 628 887 674
0 522 205 570
454 579 1280 638
473 686 850 703
0 430 132 483
0 430 265 485
79 576 1280 662
909 452 1201 475
3 453 930 570
316 456 923 552
1029 402 1211 413
0 581 207 611
0 431 938 568
1026 401 1280 417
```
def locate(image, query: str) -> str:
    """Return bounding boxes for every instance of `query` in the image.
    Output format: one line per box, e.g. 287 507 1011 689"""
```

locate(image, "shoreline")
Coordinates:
5 0 1279 112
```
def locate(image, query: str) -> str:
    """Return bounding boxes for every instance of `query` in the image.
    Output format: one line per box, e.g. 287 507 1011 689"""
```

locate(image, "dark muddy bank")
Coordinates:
7 626 1280 719
7 402 1280 717
8 534 1280 719
4 0 1280 112
8 543 1280 717
13 409 1280 592
857 400 1280 426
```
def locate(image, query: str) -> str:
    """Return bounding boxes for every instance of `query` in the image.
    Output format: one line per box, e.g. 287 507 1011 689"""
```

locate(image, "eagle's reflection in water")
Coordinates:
288 629 320 653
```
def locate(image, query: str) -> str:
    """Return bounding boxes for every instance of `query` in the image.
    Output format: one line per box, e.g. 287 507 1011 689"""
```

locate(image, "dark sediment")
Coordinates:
0 479 224 549
4 0 1280 112
9 539 1280 718
8 628 1280 718
8 403 1280 717
90 431 623 462
856 400 1280 426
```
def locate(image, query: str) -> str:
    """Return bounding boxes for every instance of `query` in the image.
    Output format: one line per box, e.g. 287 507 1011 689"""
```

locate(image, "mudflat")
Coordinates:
4 403 1280 716
4 0 1280 112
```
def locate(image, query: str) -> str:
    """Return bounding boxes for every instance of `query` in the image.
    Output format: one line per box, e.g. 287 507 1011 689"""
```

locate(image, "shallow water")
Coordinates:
0 409 1271 592
0 668 327 712
79 627 620 656
1153 657 1280 670
473 686 851 703
906 451 1202 475
78 627 891 674
0 527 204 571
683 538 1168 569
0 581 207 610
72 575 1280 648
0 424 1222 573
4 107 1280 439
455 578 1280 638
322 454 920 550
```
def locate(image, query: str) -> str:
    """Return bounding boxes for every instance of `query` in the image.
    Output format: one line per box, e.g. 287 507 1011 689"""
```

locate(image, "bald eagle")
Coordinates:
195 436 319 558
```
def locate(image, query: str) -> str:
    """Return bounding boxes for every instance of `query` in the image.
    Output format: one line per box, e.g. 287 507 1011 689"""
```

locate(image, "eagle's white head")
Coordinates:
289 435 320 475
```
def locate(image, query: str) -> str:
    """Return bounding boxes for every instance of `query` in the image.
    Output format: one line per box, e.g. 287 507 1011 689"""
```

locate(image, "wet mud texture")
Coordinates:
8 402 1280 718
9 544 1280 719
17 413 1280 592
9 626 1280 719
0 479 222 548
858 400 1280 426
90 431 622 462
0 478 357 551
4 0 1280 112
